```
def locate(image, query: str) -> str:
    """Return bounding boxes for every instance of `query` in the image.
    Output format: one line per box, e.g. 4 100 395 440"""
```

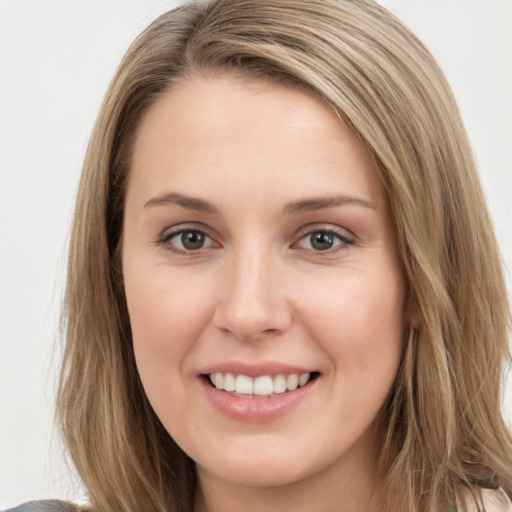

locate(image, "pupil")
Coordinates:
311 231 334 251
181 231 204 250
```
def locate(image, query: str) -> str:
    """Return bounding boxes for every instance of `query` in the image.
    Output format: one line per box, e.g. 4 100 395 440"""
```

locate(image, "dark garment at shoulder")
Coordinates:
3 500 83 512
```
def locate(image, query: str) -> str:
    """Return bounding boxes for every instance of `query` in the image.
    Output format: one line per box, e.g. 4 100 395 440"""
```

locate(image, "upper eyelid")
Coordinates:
160 222 215 239
155 224 216 250
157 227 218 255
294 224 356 241
164 229 213 241
294 231 353 248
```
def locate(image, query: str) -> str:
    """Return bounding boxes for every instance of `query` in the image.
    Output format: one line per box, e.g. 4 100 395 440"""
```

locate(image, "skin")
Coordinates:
122 76 409 512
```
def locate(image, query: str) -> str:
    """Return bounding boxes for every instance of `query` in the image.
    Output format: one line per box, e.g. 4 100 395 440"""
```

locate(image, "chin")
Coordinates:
201 458 308 489
193 434 328 489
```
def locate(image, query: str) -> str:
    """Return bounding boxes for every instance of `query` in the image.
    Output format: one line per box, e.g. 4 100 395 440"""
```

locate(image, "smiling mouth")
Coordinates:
203 372 320 398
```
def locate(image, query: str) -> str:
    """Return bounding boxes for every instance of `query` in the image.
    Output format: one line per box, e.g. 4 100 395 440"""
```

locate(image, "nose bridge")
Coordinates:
214 238 290 340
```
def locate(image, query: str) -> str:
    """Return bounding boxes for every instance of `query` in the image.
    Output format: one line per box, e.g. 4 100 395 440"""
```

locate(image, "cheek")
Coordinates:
299 265 406 380
123 263 216 389
302 270 406 442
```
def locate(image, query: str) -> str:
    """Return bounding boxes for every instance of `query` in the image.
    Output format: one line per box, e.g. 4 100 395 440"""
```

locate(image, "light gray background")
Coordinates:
1 0 511 508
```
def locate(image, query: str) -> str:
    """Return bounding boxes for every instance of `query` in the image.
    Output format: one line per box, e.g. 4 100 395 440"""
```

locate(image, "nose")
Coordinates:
213 244 292 341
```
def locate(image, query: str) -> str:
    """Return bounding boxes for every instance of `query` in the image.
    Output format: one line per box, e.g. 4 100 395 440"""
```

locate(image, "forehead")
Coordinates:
128 75 386 211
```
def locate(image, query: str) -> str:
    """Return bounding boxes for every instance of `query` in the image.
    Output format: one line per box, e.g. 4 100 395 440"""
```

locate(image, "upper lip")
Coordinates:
200 361 316 378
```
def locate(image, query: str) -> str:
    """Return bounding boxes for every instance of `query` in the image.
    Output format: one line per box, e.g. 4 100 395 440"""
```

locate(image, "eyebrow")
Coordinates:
284 195 376 215
143 192 376 215
144 192 219 214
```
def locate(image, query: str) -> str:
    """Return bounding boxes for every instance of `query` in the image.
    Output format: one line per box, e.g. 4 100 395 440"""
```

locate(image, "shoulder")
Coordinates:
2 501 86 512
457 487 512 512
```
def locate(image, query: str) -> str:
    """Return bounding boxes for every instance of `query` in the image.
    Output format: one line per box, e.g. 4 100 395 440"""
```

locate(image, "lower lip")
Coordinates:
200 377 316 422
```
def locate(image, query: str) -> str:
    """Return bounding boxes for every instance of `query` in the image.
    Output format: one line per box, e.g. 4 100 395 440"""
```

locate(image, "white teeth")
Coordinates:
253 376 273 396
224 373 236 392
214 373 223 390
273 374 287 394
286 374 299 391
208 372 314 396
299 373 310 387
235 375 253 394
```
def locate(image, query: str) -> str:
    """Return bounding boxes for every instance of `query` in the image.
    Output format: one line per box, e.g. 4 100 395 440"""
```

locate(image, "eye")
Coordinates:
296 229 353 252
161 229 215 252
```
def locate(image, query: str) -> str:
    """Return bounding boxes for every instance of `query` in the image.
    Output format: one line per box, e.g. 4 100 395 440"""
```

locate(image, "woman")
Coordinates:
7 0 511 511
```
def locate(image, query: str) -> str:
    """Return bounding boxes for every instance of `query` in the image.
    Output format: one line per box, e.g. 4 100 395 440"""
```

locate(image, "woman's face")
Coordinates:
123 77 407 495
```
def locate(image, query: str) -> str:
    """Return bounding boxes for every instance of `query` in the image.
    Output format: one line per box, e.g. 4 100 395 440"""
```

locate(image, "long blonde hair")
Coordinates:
57 1 512 510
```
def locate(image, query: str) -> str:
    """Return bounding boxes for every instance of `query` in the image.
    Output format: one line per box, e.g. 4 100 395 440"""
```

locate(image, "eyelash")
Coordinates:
156 225 217 256
294 227 355 253
156 225 355 255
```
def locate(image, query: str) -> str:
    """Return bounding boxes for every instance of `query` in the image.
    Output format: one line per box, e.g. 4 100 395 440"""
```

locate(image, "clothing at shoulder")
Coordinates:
457 487 512 512
5 491 512 512
3 500 85 512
